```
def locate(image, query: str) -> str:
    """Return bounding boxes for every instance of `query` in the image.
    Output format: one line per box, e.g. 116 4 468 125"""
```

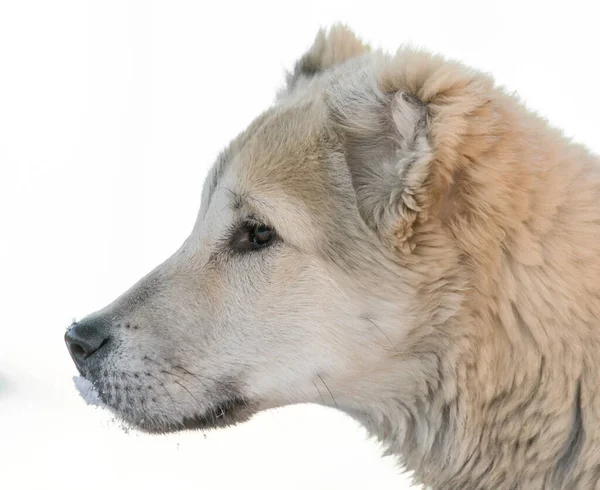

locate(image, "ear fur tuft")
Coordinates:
286 24 370 92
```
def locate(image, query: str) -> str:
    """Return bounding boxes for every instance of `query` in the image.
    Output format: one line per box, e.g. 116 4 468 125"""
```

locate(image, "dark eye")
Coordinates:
251 223 274 247
230 221 276 252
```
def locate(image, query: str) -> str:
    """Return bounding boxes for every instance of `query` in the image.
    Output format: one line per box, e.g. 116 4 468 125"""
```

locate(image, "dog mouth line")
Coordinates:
74 373 251 432
136 395 252 433
194 396 249 423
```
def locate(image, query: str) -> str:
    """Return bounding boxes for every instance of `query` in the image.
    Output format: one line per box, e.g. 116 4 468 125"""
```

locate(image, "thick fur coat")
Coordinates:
67 26 600 489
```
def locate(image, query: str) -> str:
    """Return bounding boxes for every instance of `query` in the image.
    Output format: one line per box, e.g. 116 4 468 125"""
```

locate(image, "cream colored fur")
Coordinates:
306 26 600 489
71 25 600 490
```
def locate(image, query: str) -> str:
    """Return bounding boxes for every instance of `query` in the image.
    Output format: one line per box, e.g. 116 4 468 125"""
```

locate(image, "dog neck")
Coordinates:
343 299 594 490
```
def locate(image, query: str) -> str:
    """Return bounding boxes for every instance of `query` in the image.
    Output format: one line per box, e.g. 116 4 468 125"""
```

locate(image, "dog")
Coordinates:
65 25 600 489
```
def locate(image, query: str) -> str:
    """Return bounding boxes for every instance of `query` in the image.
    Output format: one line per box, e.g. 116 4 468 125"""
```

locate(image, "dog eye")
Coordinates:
251 224 274 247
230 222 276 252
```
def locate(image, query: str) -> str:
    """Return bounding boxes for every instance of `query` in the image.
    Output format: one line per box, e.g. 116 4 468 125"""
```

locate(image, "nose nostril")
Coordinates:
69 343 87 359
65 319 112 369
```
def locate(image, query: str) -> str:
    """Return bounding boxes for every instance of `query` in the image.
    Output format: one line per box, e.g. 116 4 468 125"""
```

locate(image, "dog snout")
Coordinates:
65 316 112 372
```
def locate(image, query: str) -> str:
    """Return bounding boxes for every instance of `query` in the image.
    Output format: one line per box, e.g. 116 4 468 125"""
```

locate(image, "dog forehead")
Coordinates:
202 102 330 210
232 103 345 206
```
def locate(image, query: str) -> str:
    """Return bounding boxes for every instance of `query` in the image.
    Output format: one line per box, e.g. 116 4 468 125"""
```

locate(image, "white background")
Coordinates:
1 1 599 489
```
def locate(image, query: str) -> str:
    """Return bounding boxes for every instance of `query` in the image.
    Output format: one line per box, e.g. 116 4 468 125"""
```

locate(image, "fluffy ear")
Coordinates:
328 70 433 254
285 25 370 92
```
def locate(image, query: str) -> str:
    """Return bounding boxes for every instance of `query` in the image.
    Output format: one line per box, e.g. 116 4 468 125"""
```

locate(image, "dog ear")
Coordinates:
327 49 502 254
285 25 370 93
328 69 434 254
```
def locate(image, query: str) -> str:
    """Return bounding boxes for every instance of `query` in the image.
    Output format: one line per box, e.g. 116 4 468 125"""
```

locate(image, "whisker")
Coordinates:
317 374 339 410
365 317 400 354
173 380 201 407
145 372 177 411
143 356 171 370
172 364 219 384
163 367 202 385
312 380 326 405
143 355 218 386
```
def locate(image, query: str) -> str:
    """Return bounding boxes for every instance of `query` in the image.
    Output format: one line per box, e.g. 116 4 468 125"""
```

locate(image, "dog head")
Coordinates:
65 25 464 433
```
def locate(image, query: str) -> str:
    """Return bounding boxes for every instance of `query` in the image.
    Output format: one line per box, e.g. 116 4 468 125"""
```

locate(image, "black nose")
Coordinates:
65 316 111 371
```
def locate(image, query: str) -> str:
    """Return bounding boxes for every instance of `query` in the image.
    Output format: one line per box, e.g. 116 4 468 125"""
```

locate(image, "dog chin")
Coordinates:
130 397 255 434
74 373 256 434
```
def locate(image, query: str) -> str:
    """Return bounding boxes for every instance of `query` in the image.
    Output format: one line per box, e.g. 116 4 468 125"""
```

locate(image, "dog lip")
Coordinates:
180 396 250 429
208 396 247 419
135 396 253 434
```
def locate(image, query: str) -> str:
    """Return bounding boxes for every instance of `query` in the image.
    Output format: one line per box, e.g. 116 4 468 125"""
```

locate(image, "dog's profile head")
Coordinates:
65 25 464 433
